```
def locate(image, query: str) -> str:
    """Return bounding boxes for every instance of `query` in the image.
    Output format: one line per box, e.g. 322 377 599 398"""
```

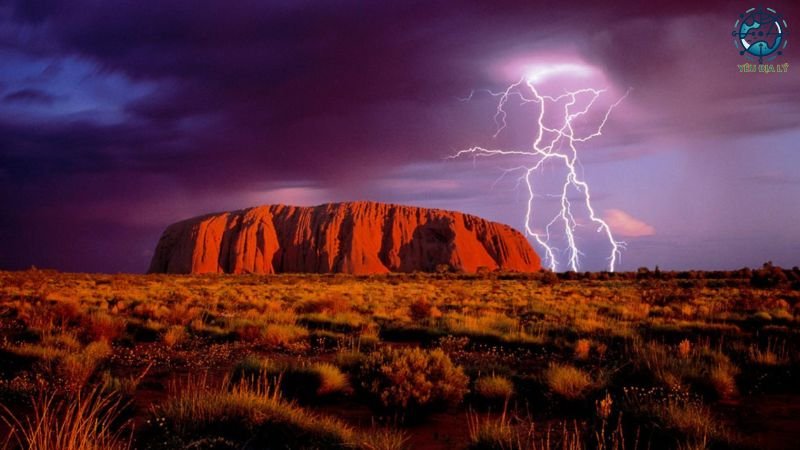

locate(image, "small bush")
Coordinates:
574 339 591 360
296 295 350 315
86 313 126 342
359 347 468 415
544 363 592 400
263 323 309 349
708 364 738 399
678 339 692 359
474 375 514 402
162 325 188 348
408 298 441 322
751 311 772 322
232 322 263 343
60 340 112 388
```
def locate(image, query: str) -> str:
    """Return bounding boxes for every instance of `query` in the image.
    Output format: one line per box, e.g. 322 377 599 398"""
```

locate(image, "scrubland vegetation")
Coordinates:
0 263 799 449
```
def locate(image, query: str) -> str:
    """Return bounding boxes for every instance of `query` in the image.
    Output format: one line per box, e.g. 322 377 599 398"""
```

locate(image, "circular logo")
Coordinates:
732 7 788 63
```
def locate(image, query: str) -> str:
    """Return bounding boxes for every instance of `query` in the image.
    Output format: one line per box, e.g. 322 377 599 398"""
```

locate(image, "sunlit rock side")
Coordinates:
148 201 541 274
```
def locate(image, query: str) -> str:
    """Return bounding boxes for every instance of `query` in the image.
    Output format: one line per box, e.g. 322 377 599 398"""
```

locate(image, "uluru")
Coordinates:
148 201 541 275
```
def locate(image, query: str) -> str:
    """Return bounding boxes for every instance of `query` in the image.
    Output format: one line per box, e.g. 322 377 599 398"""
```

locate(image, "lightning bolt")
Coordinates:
451 75 630 272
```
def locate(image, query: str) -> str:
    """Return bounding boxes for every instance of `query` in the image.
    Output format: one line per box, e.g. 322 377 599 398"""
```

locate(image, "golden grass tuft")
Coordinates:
574 339 591 360
544 363 593 400
0 387 130 450
312 362 349 396
162 325 187 348
474 375 514 402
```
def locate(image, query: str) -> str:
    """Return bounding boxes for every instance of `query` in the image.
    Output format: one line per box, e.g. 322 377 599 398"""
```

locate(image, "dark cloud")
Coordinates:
2 87 58 104
0 0 798 272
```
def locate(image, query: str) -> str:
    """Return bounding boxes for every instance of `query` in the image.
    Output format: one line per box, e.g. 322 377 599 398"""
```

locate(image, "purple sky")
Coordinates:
1 0 799 273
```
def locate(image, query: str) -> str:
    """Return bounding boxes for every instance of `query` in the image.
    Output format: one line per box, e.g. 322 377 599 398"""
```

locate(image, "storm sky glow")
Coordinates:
0 0 799 273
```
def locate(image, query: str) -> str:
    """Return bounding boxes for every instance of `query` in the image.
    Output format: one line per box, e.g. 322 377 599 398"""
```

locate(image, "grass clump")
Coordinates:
574 339 591 360
313 362 349 396
5 339 112 389
263 323 309 349
467 409 618 450
162 325 187 348
0 387 130 450
59 340 112 389
85 313 125 343
623 386 733 447
544 363 593 400
474 375 514 402
747 341 788 366
152 376 403 449
233 356 349 400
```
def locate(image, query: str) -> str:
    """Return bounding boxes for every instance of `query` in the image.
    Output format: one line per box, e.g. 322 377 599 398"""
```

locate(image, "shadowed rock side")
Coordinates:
148 202 541 274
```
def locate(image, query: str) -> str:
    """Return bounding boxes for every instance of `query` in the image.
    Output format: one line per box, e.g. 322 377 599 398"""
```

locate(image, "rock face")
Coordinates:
148 202 540 275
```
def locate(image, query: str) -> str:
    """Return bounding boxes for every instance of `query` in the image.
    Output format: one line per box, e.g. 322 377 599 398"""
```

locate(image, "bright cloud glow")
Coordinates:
524 63 595 83
603 209 656 237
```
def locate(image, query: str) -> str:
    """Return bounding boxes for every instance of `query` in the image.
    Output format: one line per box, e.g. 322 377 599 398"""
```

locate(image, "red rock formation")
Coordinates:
148 202 541 274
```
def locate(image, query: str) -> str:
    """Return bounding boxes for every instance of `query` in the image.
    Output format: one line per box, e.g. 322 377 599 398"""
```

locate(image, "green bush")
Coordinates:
359 347 468 415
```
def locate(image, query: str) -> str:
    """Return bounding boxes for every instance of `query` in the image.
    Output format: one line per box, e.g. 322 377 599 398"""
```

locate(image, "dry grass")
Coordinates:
466 407 626 450
544 364 593 400
623 386 732 445
162 325 187 348
0 269 796 448
574 339 591 360
155 375 403 449
313 362 350 396
474 375 514 402
0 388 130 450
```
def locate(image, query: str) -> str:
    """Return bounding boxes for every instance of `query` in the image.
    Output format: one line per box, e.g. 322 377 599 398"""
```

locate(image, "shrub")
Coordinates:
408 298 441 322
231 321 263 343
59 340 112 388
574 339 591 360
263 323 309 349
678 339 692 359
313 363 349 396
296 295 350 315
42 332 82 352
474 375 514 402
86 313 125 342
162 325 188 348
751 311 772 322
359 347 468 415
708 364 738 399
544 363 592 400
